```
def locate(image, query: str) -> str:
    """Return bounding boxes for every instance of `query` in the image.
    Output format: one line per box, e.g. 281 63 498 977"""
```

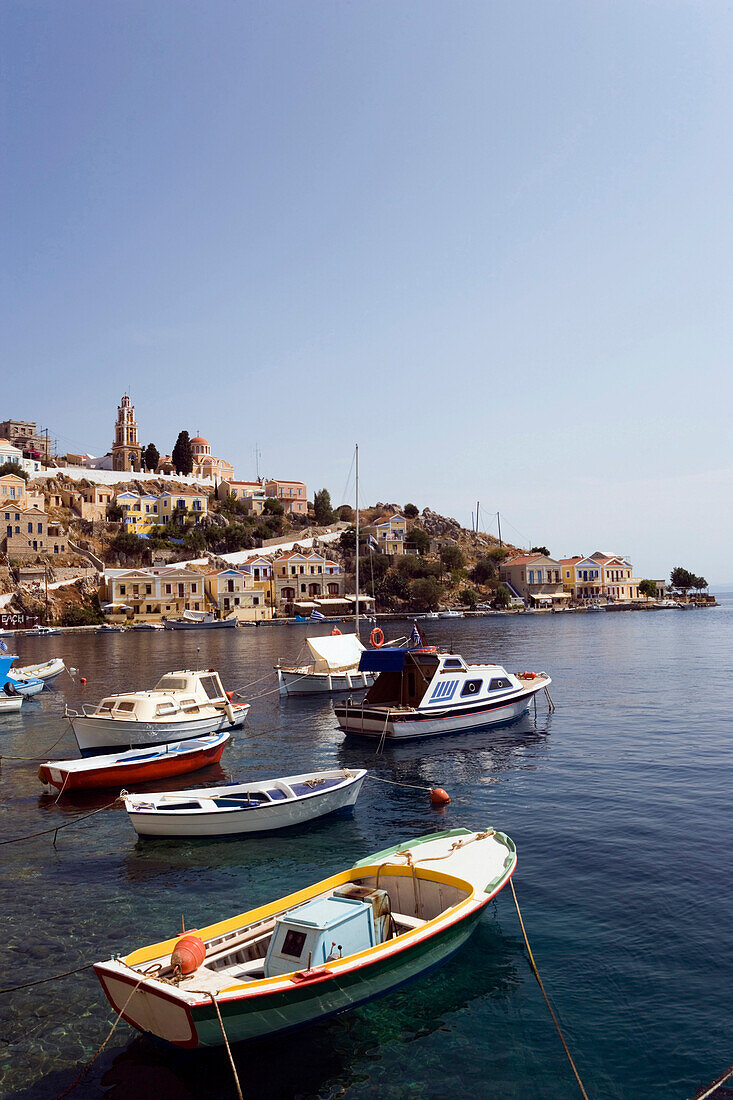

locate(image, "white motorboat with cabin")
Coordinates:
65 669 249 756
276 633 376 696
163 611 237 631
334 646 552 741
123 767 367 837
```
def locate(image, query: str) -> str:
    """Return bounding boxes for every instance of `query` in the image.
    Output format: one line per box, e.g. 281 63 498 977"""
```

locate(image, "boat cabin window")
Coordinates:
281 930 307 958
461 679 482 697
155 702 177 715
156 676 188 691
200 674 223 700
115 701 136 713
442 659 464 670
488 677 512 691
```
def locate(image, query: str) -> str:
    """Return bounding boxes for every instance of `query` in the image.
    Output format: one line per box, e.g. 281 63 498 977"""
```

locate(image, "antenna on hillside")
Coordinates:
254 444 261 480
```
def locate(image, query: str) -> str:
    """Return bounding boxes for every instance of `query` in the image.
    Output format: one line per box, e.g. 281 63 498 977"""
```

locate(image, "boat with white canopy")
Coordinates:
276 633 376 696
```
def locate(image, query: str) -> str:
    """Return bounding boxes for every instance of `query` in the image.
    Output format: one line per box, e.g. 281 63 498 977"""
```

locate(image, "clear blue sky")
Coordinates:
3 2 731 581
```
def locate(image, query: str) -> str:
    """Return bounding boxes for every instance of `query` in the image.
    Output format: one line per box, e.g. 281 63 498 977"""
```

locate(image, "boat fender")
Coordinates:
3 682 18 696
80 677 87 686
224 701 237 724
331 627 342 636
370 627 384 648
171 934 206 976
430 787 451 805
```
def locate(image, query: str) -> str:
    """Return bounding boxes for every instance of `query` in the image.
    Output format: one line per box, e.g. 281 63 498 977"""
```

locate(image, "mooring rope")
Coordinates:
509 878 590 1099
53 974 146 1099
365 774 434 793
0 721 75 762
0 797 120 847
0 963 94 995
208 992 244 1100
690 1064 733 1100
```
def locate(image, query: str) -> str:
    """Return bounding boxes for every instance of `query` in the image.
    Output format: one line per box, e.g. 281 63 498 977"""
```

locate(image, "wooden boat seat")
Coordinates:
392 912 427 932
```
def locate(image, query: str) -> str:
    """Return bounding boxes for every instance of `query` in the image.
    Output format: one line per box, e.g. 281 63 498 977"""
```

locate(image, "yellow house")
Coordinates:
116 492 162 535
102 566 207 621
205 569 272 620
158 491 208 527
116 490 209 534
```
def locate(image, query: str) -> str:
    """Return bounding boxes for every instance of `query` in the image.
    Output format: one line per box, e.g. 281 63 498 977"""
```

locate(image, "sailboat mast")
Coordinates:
355 443 359 637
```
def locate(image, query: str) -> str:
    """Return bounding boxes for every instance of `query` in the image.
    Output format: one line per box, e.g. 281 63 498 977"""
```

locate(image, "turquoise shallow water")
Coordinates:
1 600 732 1098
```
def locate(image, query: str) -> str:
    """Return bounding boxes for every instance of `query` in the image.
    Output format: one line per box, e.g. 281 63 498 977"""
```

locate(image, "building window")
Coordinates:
165 584 172 595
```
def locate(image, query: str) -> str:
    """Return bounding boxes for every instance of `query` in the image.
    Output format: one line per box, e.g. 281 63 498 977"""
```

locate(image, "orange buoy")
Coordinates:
171 934 206 975
80 677 87 686
430 787 451 805
331 627 342 636
370 626 384 648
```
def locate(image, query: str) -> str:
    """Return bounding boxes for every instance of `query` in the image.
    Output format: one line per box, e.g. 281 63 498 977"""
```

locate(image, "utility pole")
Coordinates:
497 512 502 547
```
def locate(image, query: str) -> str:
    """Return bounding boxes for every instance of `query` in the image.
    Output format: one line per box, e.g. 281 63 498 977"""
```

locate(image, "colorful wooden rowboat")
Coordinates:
93 826 516 1048
37 732 230 792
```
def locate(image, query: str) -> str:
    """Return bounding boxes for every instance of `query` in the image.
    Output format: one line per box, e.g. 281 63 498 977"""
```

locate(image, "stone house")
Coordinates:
274 550 344 606
499 553 568 607
264 479 307 517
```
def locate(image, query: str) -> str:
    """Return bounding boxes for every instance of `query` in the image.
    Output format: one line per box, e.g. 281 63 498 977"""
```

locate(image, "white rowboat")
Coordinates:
123 767 366 837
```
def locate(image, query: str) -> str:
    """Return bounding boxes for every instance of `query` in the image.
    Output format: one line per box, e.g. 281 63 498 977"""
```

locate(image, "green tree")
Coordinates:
62 603 105 626
184 526 206 552
403 503 419 518
0 462 28 481
494 583 511 608
408 526 430 555
531 545 550 557
638 579 657 600
409 576 442 611
107 532 144 561
439 543 464 572
313 488 335 525
693 575 708 591
471 557 496 585
486 545 509 562
106 501 123 522
143 443 160 472
670 566 695 592
263 497 284 516
460 588 478 609
172 431 193 475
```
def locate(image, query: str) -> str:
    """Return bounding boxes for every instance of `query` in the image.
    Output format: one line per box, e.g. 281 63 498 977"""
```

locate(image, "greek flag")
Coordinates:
410 622 422 648
0 639 7 652
309 609 325 622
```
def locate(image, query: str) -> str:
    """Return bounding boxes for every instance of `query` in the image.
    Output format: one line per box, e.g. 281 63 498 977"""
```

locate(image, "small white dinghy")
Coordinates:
123 767 367 838
0 695 23 715
12 657 66 685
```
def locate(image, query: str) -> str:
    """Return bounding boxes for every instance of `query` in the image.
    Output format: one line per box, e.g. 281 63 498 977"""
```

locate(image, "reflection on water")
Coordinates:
2 607 733 1098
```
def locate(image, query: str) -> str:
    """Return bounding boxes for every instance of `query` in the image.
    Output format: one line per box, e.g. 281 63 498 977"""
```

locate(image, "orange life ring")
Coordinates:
370 627 384 648
331 627 342 636
522 671 536 679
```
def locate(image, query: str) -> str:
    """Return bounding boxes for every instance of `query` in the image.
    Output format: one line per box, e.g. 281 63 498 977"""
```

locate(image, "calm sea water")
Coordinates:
1 599 731 1099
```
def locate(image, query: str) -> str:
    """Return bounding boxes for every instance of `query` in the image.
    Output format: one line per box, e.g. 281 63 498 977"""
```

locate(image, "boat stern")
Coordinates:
94 961 202 1048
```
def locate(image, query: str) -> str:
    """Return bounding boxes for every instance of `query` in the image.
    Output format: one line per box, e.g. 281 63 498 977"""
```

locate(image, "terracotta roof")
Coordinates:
191 436 209 445
559 556 583 565
502 554 543 566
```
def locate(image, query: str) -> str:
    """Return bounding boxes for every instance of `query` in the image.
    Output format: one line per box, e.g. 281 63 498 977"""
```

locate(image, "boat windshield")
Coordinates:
199 674 224 701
